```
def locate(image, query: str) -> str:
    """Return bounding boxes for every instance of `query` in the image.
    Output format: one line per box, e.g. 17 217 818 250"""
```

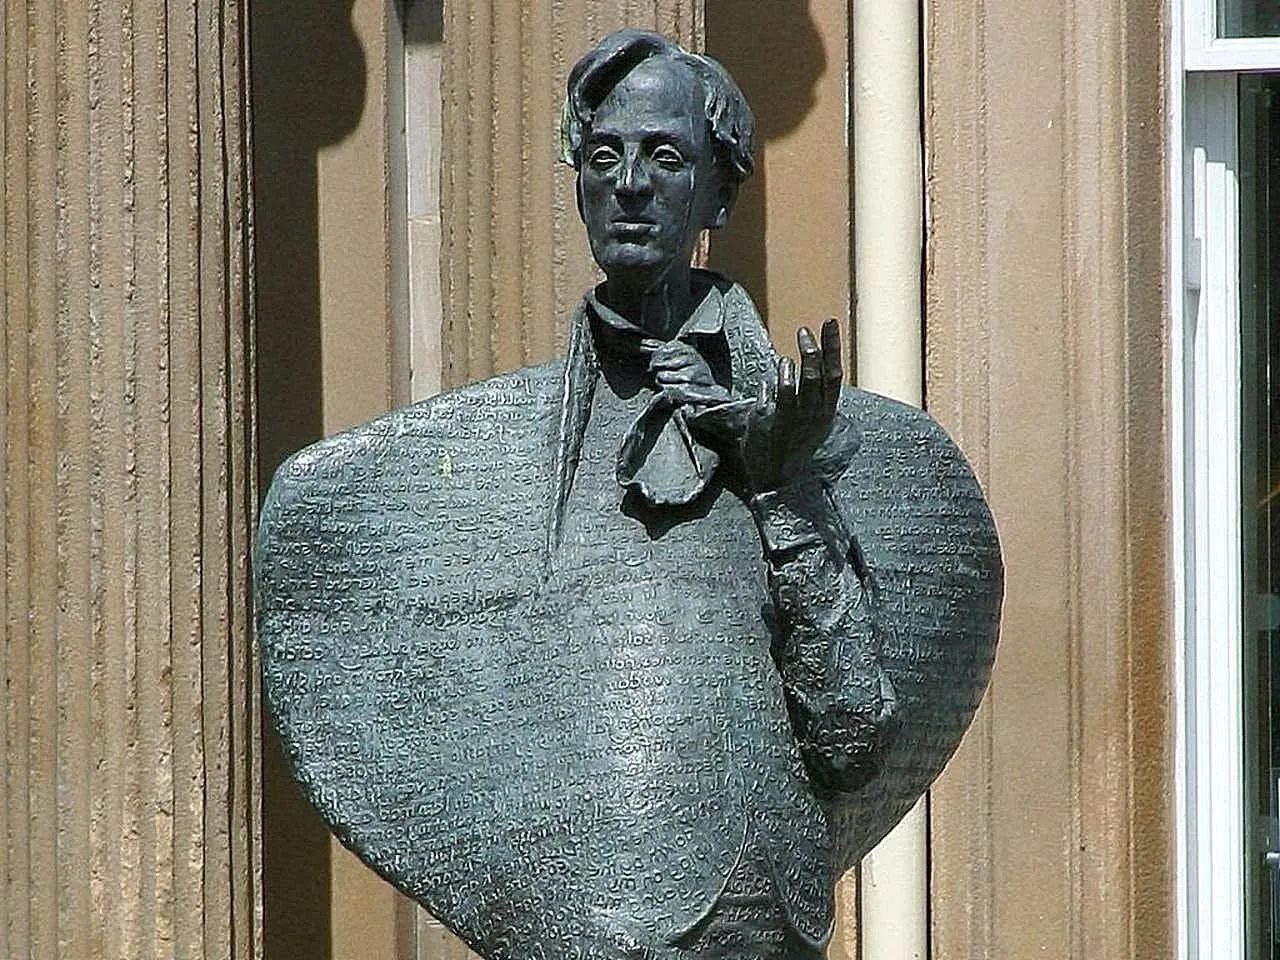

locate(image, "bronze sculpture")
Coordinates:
255 29 1001 960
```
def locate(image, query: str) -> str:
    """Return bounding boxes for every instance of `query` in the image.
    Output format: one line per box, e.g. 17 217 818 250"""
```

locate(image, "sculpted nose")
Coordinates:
616 156 651 197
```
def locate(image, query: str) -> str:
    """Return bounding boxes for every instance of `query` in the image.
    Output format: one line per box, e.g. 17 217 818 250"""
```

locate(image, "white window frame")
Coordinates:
1175 1 1280 958
1176 69 1246 960
1184 0 1280 70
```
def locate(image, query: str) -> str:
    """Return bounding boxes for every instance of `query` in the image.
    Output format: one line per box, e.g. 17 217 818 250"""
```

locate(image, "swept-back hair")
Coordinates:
559 28 755 184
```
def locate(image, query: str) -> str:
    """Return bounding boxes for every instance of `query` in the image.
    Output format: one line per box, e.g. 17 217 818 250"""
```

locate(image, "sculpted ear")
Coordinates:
575 173 586 223
707 179 738 230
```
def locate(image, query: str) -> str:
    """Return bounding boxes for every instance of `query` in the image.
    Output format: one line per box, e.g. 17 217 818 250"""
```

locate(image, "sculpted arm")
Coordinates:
744 323 898 797
752 478 896 796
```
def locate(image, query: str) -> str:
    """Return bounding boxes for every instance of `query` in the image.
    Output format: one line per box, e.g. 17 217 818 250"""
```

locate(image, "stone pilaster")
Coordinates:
1 1 259 956
925 0 1171 955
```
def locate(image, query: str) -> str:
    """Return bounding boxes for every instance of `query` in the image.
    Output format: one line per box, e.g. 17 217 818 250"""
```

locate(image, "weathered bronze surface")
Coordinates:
255 29 1001 960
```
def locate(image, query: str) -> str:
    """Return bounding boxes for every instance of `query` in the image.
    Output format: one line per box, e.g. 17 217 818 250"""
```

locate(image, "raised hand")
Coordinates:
742 319 843 493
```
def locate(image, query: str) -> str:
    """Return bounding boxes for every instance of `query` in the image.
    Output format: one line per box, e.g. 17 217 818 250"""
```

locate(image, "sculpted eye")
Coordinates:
588 145 620 170
652 144 686 170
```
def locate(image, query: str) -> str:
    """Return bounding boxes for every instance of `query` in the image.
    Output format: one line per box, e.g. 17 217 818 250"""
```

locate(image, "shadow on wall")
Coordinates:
705 0 827 321
252 1 366 957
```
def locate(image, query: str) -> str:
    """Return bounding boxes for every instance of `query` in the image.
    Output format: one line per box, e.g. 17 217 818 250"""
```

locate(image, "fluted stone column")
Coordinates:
1 1 259 957
925 0 1171 956
441 0 703 387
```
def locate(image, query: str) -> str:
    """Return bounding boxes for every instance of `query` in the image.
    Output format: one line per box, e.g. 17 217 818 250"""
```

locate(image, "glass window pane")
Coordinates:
1241 71 1280 960
1221 0 1280 38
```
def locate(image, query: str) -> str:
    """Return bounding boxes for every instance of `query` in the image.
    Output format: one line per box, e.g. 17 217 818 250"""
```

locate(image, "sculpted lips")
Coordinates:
609 218 659 239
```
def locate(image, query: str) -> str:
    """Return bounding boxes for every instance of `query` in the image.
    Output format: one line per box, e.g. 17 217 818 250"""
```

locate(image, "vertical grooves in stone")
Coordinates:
85 0 111 954
57 0 95 956
686 0 704 51
1123 0 1176 949
128 5 165 954
656 0 674 44
199 0 232 953
442 1 702 387
0 0 13 946
202 0 227 949
440 0 456 384
1 0 257 955
471 1 494 380
222 0 259 951
1060 0 1087 951
2 11 29 960
1061 0 1143 955
522 0 556 367
0 7 9 955
491 0 522 375
163 0 198 948
29 2 61 955
548 0 567 338
441 0 467 390
924 0 996 951
90 0 129 953
549 0 589 342
925 0 1169 955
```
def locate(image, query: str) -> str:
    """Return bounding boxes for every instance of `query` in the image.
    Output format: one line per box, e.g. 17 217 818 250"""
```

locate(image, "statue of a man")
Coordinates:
255 28 1001 960
548 28 895 954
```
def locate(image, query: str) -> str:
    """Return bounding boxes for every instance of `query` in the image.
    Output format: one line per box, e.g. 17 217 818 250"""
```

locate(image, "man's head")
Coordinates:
561 30 755 290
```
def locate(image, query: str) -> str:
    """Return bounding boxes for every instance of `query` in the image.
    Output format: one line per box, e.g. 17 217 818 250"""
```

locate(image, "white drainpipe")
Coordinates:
852 0 927 958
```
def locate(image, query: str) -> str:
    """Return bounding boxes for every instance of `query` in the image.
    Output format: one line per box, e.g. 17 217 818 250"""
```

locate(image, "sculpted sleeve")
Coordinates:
751 475 899 797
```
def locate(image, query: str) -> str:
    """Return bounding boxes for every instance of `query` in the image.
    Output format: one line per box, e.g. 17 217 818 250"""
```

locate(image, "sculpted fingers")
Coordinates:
753 365 777 426
742 326 843 491
654 365 707 385
821 319 842 401
658 383 699 405
777 354 798 428
658 382 729 408
644 339 695 368
796 326 824 423
645 340 721 392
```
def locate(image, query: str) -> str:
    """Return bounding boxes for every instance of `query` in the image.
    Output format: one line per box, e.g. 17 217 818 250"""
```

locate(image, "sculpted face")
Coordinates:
578 58 729 288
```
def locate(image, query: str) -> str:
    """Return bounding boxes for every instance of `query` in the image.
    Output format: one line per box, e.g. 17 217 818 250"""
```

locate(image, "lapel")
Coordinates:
545 302 599 567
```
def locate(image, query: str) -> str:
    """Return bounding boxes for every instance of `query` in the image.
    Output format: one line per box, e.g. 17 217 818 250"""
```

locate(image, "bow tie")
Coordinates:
585 288 731 507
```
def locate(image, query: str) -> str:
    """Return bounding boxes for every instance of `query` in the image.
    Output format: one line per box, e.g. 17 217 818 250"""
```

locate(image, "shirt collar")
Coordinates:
584 280 725 342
